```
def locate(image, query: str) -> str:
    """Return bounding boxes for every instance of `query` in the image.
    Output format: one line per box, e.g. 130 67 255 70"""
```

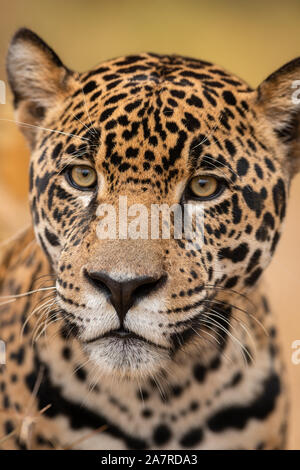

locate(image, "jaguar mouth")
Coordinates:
84 327 169 350
104 328 139 340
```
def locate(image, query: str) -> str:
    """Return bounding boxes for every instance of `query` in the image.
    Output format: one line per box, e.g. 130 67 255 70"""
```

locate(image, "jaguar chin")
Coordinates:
84 334 171 380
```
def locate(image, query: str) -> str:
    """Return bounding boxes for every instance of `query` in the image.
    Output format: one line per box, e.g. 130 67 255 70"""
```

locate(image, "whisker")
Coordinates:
0 298 16 307
79 79 99 138
202 154 239 182
189 325 232 364
33 315 61 343
57 149 91 175
192 116 221 149
203 307 256 354
70 111 92 135
200 315 253 364
21 295 57 338
204 298 268 337
148 371 168 402
0 286 56 301
205 284 257 310
0 118 90 141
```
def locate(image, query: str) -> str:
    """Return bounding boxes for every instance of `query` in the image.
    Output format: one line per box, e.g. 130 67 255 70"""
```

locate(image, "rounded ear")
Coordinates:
6 28 73 147
256 57 300 176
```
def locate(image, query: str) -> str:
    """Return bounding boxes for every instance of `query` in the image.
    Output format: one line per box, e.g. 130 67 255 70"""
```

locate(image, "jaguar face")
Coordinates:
6 29 300 379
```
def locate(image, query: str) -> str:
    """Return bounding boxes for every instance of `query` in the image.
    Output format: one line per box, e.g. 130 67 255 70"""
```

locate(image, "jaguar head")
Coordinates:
6 28 300 379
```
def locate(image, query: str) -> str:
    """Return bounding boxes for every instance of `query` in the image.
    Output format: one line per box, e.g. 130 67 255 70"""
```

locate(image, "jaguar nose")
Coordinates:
85 270 166 323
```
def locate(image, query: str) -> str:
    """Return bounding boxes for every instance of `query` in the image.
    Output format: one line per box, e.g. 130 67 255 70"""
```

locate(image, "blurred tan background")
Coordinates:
0 0 299 448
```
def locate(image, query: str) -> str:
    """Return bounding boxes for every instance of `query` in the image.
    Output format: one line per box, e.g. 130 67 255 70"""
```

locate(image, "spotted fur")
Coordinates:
0 28 299 449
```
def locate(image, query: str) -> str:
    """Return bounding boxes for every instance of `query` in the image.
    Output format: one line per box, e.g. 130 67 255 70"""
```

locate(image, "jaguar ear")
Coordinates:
256 57 300 176
6 28 73 147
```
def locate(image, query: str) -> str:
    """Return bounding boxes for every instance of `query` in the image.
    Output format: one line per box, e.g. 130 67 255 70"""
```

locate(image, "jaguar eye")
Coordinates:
67 165 97 191
188 175 224 200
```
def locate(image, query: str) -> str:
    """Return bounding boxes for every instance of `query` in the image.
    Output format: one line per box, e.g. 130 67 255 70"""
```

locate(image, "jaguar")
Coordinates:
0 27 298 449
